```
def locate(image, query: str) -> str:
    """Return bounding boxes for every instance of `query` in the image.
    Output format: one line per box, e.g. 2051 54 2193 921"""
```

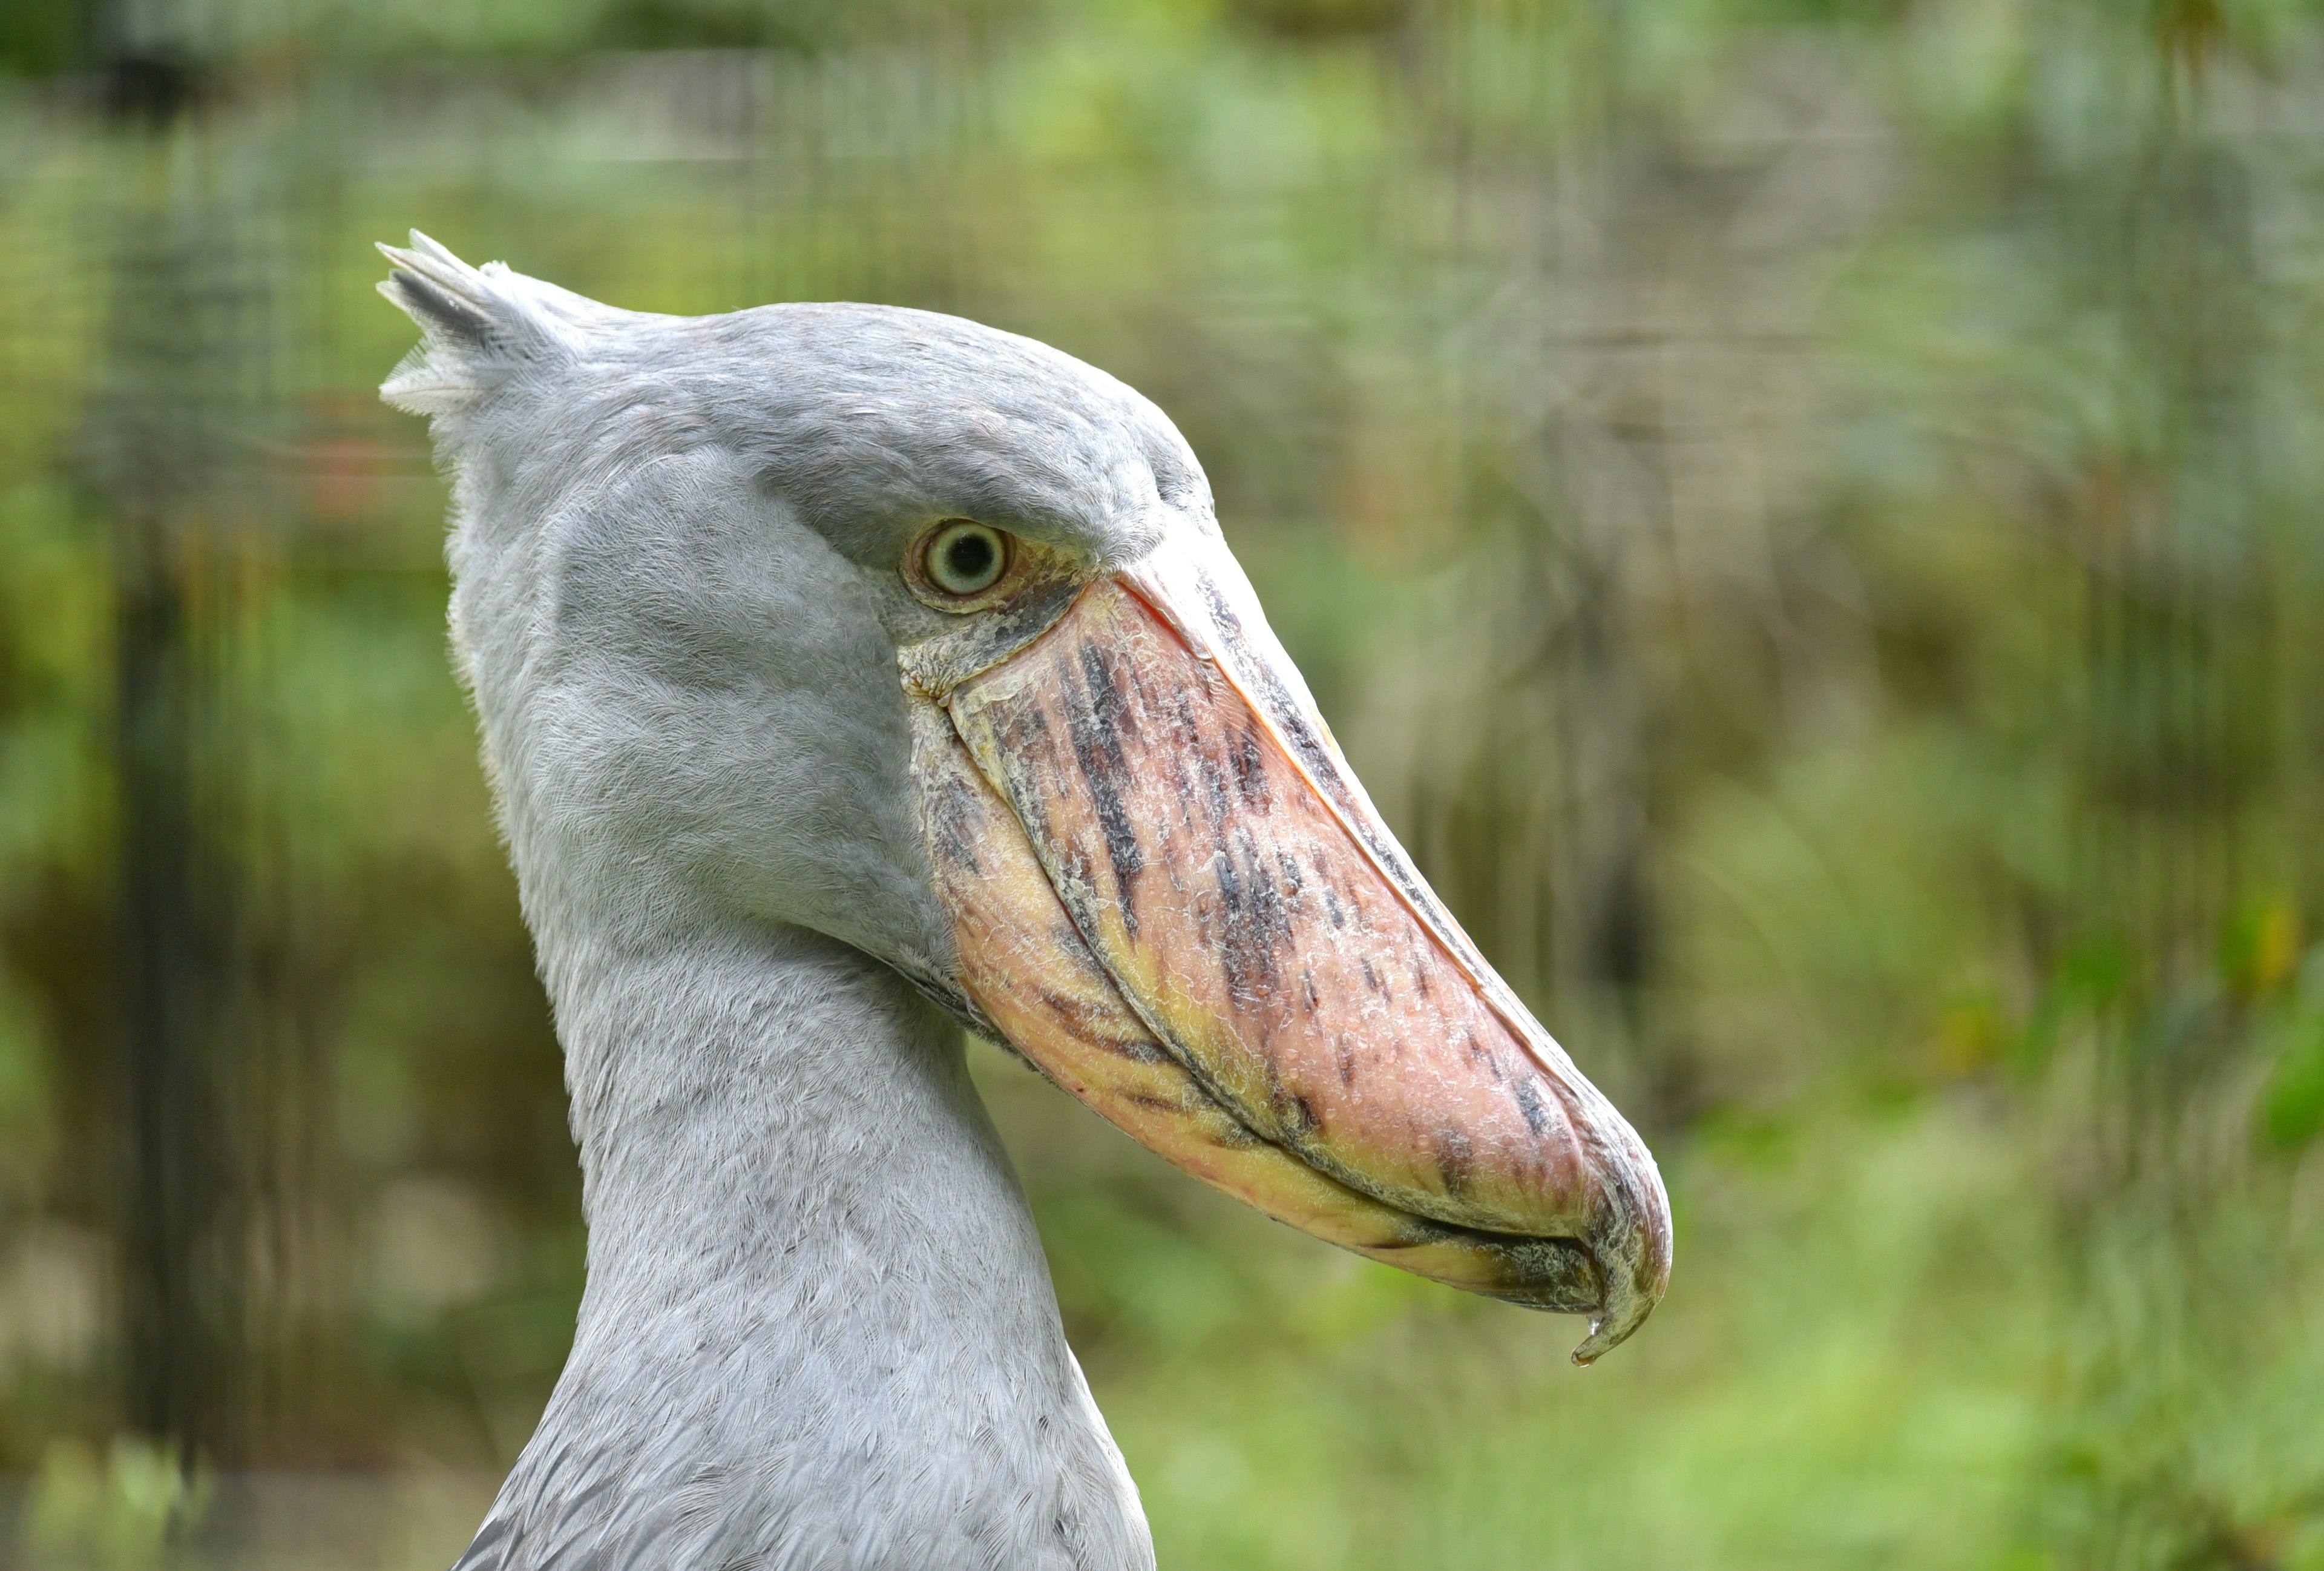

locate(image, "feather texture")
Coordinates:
376 236 1195 1569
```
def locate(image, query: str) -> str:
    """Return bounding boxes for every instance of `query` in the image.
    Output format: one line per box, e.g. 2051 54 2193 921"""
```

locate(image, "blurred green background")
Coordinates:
4 0 2324 1565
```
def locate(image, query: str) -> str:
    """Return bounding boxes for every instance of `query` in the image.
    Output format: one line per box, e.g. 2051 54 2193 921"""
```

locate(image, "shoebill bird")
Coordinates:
375 233 1672 1571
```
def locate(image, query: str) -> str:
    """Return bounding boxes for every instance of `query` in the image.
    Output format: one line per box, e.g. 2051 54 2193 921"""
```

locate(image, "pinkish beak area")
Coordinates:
910 535 1671 1363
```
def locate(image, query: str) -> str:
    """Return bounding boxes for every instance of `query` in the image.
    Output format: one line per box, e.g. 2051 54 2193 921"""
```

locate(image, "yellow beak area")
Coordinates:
908 537 1671 1363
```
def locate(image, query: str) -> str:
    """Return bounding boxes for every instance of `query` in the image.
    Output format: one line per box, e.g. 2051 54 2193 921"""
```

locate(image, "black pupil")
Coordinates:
944 532 995 585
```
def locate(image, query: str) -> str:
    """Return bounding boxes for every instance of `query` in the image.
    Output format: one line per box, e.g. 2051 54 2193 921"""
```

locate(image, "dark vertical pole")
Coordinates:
114 416 231 1456
88 0 248 1462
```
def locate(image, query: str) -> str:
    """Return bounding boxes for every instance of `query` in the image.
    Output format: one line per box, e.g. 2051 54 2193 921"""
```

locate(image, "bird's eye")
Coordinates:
920 521 1010 599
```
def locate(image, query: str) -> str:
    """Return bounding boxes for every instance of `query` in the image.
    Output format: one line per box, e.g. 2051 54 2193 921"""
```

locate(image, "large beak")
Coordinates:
905 530 1672 1363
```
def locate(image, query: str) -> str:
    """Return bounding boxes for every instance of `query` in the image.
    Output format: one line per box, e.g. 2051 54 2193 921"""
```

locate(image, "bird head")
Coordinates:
378 233 1671 1363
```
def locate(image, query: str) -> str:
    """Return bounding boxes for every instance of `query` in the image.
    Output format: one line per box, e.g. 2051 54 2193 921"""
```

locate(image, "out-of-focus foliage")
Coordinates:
3 0 2323 1566
25 1438 211 1570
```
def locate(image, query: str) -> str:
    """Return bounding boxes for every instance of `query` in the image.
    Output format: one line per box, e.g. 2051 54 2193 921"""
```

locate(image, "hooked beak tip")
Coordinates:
1575 1176 1673 1365
1569 1282 1657 1367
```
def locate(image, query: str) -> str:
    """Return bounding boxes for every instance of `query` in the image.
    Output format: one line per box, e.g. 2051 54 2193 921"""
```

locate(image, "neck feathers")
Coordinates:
456 918 1152 1571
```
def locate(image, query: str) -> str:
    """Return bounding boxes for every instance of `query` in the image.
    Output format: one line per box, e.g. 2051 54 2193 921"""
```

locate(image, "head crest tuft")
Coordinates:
376 231 596 416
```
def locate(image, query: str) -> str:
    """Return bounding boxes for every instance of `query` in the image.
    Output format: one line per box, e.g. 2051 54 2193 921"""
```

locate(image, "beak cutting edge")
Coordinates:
914 530 1672 1363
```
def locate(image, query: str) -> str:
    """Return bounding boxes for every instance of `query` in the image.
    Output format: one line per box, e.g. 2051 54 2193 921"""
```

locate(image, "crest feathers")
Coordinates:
376 231 576 417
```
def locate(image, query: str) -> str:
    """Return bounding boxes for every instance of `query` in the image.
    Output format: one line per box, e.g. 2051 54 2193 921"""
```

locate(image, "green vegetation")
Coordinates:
4 1 2323 1565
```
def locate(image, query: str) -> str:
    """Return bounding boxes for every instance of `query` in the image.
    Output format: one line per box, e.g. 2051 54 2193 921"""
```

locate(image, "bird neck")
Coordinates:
461 913 1152 1570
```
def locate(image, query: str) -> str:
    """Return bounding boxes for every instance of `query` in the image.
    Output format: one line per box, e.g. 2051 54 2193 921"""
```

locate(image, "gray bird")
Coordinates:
376 233 1672 1571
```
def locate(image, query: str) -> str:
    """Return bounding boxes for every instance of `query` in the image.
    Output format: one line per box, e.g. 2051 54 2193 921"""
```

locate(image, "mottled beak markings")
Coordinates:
909 533 1672 1363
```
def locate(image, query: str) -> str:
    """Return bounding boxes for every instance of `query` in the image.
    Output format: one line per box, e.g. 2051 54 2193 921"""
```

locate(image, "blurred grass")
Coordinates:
987 1044 2324 1571
3 0 2324 1566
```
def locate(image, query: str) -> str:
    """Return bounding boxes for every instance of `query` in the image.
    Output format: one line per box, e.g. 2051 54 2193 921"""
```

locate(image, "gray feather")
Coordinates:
378 235 1198 1570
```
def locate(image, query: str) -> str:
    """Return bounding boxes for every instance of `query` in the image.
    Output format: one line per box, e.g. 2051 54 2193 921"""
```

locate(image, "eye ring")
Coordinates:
915 520 1012 602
